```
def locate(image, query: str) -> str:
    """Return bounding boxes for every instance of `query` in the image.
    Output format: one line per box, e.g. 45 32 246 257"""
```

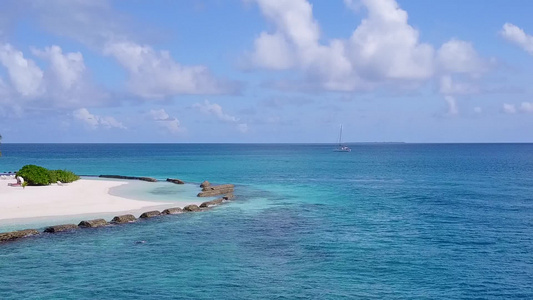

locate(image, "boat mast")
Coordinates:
338 124 343 146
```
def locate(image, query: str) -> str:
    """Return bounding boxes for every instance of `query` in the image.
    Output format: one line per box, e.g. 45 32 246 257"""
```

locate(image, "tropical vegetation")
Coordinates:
16 164 80 186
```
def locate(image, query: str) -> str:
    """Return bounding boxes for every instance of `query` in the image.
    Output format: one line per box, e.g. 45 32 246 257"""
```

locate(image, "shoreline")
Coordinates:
0 178 206 231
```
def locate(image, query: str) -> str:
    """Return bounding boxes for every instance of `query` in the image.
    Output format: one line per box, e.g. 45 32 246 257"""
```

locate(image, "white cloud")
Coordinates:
193 100 239 122
73 108 126 129
520 102 533 113
32 45 85 90
0 43 107 112
501 102 533 114
148 109 182 134
439 75 478 95
237 123 249 133
0 43 44 97
444 96 458 115
502 103 516 114
21 1 239 99
500 23 533 55
193 100 248 132
348 0 435 80
437 39 487 74
246 0 486 93
103 41 237 98
249 32 295 69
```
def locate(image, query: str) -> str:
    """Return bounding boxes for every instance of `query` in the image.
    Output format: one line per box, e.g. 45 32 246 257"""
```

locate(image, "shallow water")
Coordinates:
0 143 532 299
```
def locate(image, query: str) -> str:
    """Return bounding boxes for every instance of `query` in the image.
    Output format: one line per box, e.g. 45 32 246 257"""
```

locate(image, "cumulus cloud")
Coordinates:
520 102 533 113
348 0 435 80
193 100 248 132
502 103 516 114
193 100 238 122
24 0 239 99
73 108 126 129
246 0 487 93
500 23 533 55
103 41 238 98
437 39 487 75
0 43 107 112
148 109 182 134
0 43 44 97
32 45 85 90
444 96 458 116
439 75 479 95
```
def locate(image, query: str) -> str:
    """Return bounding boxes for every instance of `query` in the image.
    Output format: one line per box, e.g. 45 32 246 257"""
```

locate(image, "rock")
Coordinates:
197 184 234 197
140 210 161 218
161 207 183 215
201 184 234 192
111 214 137 224
166 178 185 184
223 193 234 200
183 204 200 212
99 175 157 182
78 219 108 228
199 198 224 208
44 224 78 233
0 229 39 242
200 180 210 188
139 177 157 182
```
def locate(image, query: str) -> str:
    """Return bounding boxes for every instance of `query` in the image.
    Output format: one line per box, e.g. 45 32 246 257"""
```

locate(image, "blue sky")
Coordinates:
0 0 532 143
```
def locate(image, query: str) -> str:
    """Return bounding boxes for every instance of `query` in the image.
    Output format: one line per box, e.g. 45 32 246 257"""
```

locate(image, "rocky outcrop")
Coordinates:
223 193 234 200
166 178 185 184
44 224 78 233
200 180 210 188
140 210 161 218
78 219 108 228
183 204 200 212
197 184 234 197
99 175 157 182
0 229 39 242
111 214 137 224
161 207 183 215
199 198 224 208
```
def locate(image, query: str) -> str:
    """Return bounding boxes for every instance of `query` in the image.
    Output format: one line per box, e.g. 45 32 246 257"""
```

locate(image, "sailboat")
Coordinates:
334 125 351 152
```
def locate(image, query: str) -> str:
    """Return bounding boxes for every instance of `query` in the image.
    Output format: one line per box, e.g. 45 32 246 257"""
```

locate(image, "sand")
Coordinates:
0 179 171 221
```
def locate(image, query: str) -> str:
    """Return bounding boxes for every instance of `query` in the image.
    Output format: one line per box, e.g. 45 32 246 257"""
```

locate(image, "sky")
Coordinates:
0 0 532 143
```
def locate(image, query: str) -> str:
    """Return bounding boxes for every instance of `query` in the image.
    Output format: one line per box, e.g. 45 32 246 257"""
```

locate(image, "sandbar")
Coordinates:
0 179 171 221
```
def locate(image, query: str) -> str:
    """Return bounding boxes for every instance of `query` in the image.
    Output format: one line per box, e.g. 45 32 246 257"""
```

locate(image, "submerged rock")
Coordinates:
139 177 157 182
111 214 137 224
166 178 185 184
223 193 234 200
183 204 200 212
140 210 161 218
44 224 78 233
161 207 183 215
99 175 157 182
78 219 108 228
0 229 39 242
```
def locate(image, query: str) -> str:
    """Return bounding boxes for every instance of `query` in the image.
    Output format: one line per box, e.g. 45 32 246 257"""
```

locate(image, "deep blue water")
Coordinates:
0 143 532 299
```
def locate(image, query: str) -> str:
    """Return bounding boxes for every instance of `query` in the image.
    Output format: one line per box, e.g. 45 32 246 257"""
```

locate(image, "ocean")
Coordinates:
0 143 532 299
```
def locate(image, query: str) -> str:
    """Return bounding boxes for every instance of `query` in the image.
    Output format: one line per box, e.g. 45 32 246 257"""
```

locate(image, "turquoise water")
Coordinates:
0 143 532 299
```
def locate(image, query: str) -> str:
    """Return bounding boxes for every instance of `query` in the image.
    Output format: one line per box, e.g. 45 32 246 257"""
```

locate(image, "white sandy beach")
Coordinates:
0 179 171 221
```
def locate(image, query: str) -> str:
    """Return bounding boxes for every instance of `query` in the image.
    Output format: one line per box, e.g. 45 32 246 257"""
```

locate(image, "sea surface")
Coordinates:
0 143 532 299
